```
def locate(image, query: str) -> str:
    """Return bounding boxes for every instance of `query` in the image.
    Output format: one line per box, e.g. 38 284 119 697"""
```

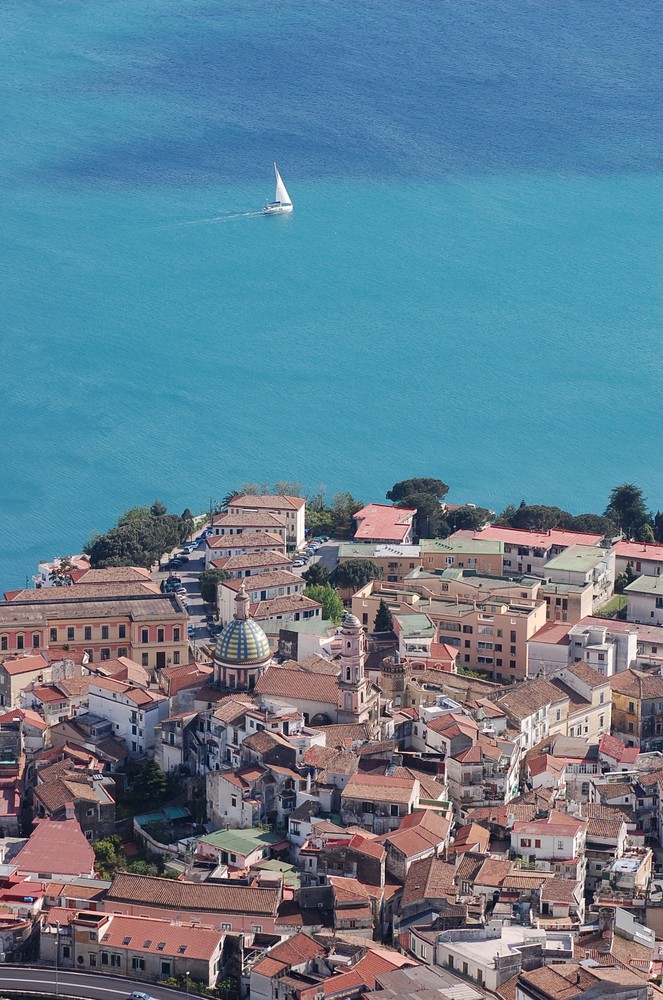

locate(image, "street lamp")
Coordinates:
55 920 60 997
185 970 190 995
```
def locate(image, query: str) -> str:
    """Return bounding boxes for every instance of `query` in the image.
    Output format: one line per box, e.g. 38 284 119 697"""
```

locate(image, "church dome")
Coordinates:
215 617 271 665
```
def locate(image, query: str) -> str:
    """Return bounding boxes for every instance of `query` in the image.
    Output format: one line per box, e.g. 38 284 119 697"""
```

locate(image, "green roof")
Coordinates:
253 860 301 889
197 827 282 855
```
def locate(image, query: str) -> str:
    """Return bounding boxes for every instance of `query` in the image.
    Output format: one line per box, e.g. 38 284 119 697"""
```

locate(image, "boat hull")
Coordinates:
263 202 293 215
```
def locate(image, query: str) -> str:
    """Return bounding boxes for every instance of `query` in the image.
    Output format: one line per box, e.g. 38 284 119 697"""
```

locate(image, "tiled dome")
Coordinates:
215 617 271 665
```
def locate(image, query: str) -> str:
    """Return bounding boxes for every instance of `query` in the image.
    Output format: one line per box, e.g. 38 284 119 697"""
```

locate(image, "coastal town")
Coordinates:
2 482 663 1000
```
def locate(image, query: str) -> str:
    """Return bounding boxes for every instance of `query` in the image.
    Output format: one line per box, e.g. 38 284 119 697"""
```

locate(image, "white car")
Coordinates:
293 559 306 567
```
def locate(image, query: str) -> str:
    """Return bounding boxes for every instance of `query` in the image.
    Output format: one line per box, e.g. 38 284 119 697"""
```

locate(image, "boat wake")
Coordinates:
176 211 264 226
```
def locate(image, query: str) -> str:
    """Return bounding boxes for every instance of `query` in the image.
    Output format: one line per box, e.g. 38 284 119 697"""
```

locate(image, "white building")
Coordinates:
87 677 169 756
217 571 305 626
226 495 306 550
625 575 663 626
511 811 587 880
544 544 616 611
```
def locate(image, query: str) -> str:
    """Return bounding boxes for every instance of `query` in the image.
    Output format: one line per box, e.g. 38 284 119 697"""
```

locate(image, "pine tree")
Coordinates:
374 599 393 633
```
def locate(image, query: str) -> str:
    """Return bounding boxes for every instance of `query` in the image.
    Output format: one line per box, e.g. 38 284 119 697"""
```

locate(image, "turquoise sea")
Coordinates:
2 0 662 587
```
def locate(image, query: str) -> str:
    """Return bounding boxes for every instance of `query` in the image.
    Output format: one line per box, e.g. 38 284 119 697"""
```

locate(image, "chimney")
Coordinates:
64 801 75 820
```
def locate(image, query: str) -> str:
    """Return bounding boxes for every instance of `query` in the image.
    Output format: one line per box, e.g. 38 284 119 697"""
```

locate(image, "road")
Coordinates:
0 965 191 999
153 536 341 656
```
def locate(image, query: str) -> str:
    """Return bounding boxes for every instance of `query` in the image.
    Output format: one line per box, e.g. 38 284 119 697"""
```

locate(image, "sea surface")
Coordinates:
1 0 662 587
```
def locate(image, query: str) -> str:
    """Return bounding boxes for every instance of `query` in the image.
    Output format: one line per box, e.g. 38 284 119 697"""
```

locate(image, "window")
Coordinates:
118 624 126 639
157 628 165 643
628 722 634 733
141 628 149 643
250 924 262 933
535 839 541 848
390 804 399 817
85 649 94 661
173 627 180 641
142 653 149 666
89 954 96 967
464 640 471 648
101 648 110 660
362 801 374 814
132 957 145 971
557 841 564 850
62 946 70 959
84 626 92 641
50 628 57 642
117 647 128 658
520 838 531 848
231 796 237 808
628 701 635 713
462 625 473 634
86 808 94 817
89 932 96 941
161 961 171 976
32 633 40 648
221 923 231 931
101 625 109 640
17 634 24 650
556 709 561 721
67 627 75 641
173 651 180 665
0 635 7 651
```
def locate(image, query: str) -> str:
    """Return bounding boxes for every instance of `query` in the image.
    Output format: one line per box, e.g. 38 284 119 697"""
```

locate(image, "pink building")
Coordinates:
353 504 417 544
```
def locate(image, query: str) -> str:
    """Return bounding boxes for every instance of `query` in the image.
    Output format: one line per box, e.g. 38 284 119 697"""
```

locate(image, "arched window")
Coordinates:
346 667 351 681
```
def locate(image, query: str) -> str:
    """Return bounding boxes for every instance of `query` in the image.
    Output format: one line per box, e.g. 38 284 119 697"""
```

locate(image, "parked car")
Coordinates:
130 992 154 1000
314 535 329 542
293 559 305 567
166 558 184 569
182 544 196 554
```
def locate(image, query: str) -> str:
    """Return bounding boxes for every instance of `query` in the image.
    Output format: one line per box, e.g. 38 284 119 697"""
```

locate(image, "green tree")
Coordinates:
508 504 573 531
150 499 168 517
302 562 330 586
331 558 382 591
605 483 650 538
94 835 122 872
304 583 344 623
220 491 239 511
331 492 364 537
654 512 663 544
374 599 393 633
386 478 449 503
273 480 302 497
640 523 656 544
117 506 151 526
180 507 195 536
130 758 167 807
446 505 495 533
199 567 231 605
395 492 441 539
567 513 616 536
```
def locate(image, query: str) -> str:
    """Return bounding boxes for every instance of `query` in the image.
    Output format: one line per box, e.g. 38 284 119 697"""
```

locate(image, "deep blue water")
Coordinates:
1 0 662 587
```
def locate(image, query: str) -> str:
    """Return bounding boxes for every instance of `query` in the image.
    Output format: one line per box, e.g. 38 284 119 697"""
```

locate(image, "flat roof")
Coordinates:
198 827 283 854
394 614 436 638
420 538 503 555
625 575 663 595
545 544 611 573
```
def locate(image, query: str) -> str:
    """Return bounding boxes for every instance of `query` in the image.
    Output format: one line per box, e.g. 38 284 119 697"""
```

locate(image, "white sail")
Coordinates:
274 163 292 206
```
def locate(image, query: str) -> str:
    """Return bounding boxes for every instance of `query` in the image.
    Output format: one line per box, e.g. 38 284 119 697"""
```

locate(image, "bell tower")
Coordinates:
338 611 368 718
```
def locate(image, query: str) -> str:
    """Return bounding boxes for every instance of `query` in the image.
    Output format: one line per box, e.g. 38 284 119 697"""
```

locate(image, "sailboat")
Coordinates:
263 162 293 215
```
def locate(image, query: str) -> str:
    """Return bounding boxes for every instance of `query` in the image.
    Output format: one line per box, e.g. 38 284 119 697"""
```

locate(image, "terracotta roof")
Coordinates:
106 873 280 915
223 570 303 593
611 669 663 700
379 810 450 859
0 653 51 676
312 722 372 745
469 525 604 548
561 661 609 689
4 581 160 602
594 782 634 800
13 817 95 877
262 930 324 966
229 494 305 512
213 696 256 724
342 772 417 805
211 549 291 572
512 810 586 838
475 858 512 887
450 824 490 854
503 872 552 889
250 594 322 618
98 912 222 961
0 707 48 731
255 667 338 705
614 540 663 562
74 567 153 584
454 852 485 884
353 504 416 543
401 856 456 908
252 956 288 977
348 834 385 861
212 511 286 528
206 531 285 550
540 877 580 903
496 677 568 721
90 677 167 706
528 754 565 777
587 816 626 840
519 964 596 999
